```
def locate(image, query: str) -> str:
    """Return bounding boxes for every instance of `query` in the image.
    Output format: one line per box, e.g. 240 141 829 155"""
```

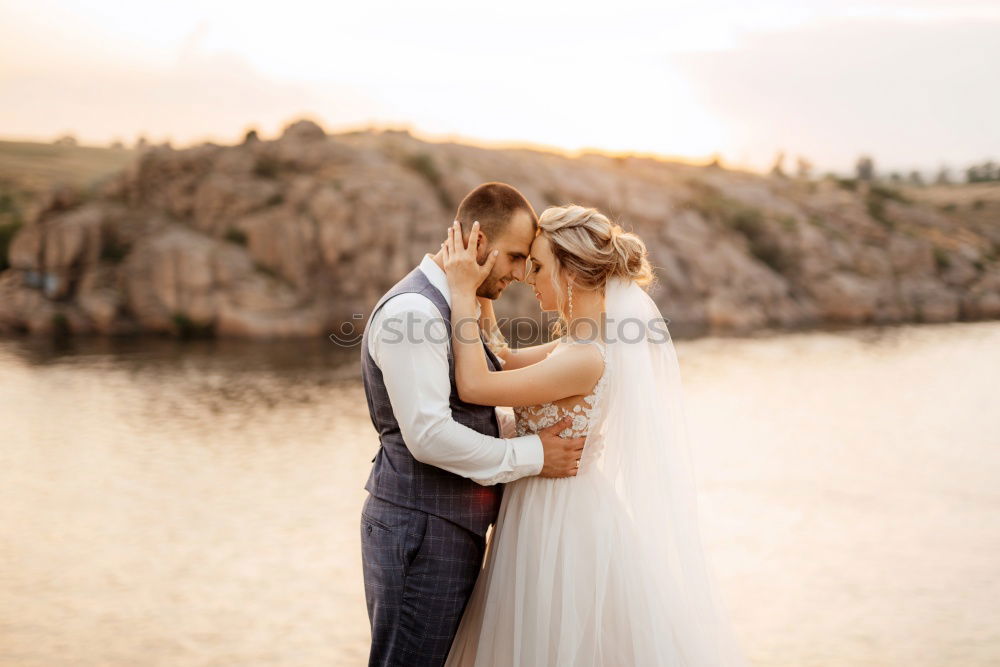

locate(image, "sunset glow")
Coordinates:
2 0 997 173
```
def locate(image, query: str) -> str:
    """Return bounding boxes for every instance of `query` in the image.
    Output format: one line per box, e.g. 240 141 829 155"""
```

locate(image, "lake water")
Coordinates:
1 322 998 666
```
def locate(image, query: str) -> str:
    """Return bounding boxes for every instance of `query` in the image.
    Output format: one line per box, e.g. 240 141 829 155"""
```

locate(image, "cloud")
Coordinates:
672 17 1000 171
2 3 998 171
0 37 381 146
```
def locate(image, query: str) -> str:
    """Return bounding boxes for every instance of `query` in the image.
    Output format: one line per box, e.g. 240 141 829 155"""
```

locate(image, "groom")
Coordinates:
359 182 585 666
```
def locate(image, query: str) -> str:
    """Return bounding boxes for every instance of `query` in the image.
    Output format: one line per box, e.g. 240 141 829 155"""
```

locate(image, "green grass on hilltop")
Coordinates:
0 139 136 194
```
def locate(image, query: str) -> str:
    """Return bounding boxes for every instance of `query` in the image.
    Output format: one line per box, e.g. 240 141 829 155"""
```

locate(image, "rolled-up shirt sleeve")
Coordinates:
369 294 544 485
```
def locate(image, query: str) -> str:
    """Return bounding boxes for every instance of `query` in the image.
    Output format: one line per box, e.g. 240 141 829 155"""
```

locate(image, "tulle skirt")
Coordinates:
444 463 689 666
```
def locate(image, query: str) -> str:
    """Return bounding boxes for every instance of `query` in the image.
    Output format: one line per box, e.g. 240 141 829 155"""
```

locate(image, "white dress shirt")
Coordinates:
366 254 544 485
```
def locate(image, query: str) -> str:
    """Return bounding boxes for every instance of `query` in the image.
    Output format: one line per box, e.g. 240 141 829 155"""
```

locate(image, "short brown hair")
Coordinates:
455 182 538 242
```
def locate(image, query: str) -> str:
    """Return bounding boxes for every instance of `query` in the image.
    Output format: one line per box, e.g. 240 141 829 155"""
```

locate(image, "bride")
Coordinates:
439 206 748 666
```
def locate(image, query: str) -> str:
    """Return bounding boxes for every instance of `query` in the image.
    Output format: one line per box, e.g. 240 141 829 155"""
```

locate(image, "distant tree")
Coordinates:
889 172 902 183
908 170 925 187
984 160 998 181
770 150 786 178
856 155 875 182
110 139 124 149
707 152 723 169
935 166 952 185
243 128 260 144
795 155 813 179
53 134 77 146
965 160 1000 183
135 135 149 150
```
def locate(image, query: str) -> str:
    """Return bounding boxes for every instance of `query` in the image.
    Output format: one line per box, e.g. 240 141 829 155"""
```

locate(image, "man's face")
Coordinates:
476 209 536 299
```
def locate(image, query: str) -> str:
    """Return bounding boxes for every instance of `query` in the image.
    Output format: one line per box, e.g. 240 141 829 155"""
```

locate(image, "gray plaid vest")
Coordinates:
361 265 505 537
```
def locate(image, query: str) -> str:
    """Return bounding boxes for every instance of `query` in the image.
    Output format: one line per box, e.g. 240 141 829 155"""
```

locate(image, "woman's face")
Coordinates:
525 233 563 312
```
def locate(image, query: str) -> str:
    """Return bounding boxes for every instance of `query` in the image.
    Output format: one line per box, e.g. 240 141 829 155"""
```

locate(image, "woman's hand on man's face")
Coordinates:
441 220 498 294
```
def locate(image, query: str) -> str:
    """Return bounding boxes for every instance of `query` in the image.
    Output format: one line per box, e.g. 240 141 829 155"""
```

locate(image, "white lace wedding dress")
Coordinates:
444 338 690 665
445 278 749 666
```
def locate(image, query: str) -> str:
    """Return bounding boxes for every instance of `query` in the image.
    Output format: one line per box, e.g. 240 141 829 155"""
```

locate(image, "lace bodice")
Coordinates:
513 339 609 466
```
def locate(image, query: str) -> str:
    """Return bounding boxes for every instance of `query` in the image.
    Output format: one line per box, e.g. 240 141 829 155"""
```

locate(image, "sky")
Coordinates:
1 0 998 175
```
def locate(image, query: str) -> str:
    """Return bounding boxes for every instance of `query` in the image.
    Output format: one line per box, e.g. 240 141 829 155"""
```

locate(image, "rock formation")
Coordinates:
1 119 998 339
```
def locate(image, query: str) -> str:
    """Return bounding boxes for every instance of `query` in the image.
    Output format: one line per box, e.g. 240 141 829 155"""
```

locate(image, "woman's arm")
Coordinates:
502 339 562 370
477 296 560 371
443 221 603 407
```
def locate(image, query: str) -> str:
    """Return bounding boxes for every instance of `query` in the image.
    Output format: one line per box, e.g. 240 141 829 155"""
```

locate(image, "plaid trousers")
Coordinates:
361 493 487 667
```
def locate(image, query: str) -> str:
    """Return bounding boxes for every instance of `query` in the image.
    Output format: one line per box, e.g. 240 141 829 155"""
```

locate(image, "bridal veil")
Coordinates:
587 276 749 666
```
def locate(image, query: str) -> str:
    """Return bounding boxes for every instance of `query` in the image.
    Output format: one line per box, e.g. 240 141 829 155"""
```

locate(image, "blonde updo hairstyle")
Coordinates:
537 205 654 338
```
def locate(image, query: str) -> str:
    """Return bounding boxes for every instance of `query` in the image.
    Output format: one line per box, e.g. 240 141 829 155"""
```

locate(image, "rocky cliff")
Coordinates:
1 119 998 339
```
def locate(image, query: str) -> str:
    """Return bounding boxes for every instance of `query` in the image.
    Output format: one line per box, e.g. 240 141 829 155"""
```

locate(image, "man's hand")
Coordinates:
537 416 586 478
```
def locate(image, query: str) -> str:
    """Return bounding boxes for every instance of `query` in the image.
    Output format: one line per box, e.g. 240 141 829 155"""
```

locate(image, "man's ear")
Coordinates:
474 231 489 262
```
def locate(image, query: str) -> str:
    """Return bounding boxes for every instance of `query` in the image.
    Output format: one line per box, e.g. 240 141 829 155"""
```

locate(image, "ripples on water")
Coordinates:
1 323 998 666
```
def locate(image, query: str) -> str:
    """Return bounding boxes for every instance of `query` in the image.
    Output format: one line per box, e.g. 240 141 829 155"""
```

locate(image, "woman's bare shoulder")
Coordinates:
549 338 605 375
